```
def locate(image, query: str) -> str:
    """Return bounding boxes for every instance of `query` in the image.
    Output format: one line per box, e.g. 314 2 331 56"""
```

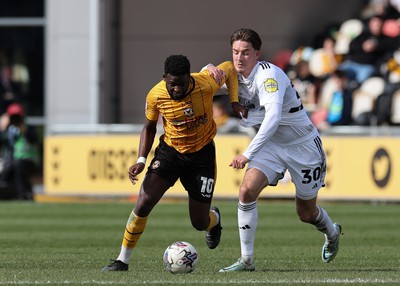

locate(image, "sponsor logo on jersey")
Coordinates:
264 78 278 93
170 113 208 127
201 193 211 198
182 113 208 129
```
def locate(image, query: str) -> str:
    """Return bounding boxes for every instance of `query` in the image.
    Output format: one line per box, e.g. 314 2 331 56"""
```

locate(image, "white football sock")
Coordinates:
212 208 220 224
238 201 258 264
314 205 338 242
117 245 132 264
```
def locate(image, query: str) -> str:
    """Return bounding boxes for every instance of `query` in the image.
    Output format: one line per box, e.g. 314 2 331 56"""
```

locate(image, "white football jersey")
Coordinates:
239 61 312 127
239 61 318 159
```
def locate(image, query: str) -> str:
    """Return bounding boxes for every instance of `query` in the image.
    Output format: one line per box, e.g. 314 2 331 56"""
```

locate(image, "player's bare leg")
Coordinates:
296 196 342 263
187 197 222 249
102 173 170 271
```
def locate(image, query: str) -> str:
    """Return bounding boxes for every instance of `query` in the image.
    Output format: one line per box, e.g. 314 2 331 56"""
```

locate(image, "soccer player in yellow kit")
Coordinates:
102 55 247 271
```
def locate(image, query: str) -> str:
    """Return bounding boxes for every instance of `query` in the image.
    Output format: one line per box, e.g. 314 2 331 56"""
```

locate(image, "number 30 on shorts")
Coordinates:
301 167 322 184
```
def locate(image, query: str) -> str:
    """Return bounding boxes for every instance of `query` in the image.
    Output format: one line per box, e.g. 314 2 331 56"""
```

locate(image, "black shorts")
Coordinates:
146 137 216 203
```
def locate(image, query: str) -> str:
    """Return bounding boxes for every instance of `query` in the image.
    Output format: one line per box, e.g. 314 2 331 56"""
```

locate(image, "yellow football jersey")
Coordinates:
145 61 238 153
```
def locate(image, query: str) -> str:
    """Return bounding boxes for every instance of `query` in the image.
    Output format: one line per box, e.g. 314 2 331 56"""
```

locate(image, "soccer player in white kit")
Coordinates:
208 28 343 272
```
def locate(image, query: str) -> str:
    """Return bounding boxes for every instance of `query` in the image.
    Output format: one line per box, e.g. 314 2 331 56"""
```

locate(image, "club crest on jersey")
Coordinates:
151 160 160 169
264 78 278 93
183 107 194 117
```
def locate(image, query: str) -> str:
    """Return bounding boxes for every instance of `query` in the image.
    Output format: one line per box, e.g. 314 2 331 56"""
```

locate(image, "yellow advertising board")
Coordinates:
44 135 400 201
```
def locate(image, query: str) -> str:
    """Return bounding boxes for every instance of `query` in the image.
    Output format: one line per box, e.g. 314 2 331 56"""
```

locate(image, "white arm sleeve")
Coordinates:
200 63 213 71
242 102 281 160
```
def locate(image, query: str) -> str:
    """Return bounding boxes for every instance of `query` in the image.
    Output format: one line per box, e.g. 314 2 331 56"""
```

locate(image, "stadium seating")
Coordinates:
351 77 386 122
334 19 364 55
391 89 400 124
359 76 386 98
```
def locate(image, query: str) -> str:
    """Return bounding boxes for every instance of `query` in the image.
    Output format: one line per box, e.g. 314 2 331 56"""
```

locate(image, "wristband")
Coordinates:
137 156 146 164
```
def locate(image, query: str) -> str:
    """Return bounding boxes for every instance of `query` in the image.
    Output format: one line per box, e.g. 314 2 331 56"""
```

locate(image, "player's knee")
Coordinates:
239 186 258 202
297 212 315 223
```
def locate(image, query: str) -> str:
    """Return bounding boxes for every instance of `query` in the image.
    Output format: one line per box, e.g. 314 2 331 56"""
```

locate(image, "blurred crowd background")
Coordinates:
214 0 400 135
0 0 399 199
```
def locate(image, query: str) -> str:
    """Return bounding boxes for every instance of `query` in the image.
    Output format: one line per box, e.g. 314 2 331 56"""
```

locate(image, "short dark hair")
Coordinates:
164 55 191 76
333 69 347 79
230 28 262 51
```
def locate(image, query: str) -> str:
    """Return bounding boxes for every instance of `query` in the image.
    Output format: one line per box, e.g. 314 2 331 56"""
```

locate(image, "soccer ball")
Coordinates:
163 241 199 274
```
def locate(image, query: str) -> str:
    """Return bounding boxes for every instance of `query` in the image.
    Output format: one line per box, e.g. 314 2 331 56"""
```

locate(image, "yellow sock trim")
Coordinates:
122 211 148 249
206 209 217 231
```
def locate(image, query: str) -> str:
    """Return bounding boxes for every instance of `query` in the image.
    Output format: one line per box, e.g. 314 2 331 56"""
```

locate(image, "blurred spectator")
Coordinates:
334 19 364 55
360 0 390 19
0 65 22 115
289 46 314 67
361 0 400 19
213 95 241 134
379 47 400 83
374 84 399 125
375 47 400 125
0 103 40 200
312 70 354 130
290 60 320 113
309 36 343 79
326 70 354 126
338 15 398 84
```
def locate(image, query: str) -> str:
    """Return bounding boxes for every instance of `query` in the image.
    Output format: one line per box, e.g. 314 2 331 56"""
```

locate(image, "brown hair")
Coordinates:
230 28 262 50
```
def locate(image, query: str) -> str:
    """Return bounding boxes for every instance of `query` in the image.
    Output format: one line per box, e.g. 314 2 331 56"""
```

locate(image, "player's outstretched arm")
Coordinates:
128 119 157 185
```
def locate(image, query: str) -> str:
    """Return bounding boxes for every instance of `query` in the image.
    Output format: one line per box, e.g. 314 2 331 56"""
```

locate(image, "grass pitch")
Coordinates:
0 199 399 285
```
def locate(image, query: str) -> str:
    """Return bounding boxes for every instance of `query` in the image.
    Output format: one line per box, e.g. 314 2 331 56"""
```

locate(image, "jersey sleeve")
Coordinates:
242 101 281 160
216 61 239 103
145 90 160 122
257 66 287 106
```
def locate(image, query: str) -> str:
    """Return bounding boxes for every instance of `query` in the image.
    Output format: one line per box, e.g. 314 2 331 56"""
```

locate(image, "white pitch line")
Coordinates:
0 278 399 285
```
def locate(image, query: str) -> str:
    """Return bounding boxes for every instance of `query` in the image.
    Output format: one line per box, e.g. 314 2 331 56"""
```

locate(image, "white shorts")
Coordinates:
248 135 326 200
